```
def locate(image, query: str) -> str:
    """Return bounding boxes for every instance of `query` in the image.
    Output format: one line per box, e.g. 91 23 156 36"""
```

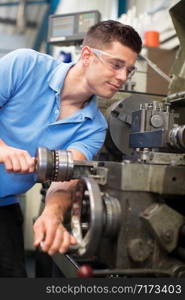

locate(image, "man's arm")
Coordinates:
0 50 41 173
33 148 86 255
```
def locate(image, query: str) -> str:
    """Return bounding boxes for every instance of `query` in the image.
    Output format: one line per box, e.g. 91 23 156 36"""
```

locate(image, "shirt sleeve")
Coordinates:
0 49 36 107
67 128 107 160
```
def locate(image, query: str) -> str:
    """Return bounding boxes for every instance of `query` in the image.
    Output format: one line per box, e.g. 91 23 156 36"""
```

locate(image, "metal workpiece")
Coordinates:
36 147 74 182
36 147 108 184
35 147 54 182
56 149 74 181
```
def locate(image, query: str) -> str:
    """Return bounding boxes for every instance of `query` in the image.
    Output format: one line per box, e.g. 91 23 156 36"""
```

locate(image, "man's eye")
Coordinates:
127 67 135 74
127 68 132 74
111 62 121 70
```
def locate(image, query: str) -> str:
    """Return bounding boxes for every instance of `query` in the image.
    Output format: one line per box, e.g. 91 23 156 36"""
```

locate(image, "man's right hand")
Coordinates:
33 203 77 255
0 139 35 173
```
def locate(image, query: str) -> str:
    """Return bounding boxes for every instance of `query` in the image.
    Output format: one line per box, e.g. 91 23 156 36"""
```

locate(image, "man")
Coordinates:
0 20 142 277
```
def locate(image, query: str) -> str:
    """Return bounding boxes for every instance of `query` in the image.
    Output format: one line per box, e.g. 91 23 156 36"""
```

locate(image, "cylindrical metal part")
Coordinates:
54 150 74 181
36 147 74 182
36 147 55 182
36 147 99 183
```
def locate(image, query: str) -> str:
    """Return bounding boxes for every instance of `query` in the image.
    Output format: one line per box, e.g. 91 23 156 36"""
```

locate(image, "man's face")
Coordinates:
84 41 138 98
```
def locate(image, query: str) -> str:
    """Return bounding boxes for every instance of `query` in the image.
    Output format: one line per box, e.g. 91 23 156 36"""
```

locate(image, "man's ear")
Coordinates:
80 46 92 66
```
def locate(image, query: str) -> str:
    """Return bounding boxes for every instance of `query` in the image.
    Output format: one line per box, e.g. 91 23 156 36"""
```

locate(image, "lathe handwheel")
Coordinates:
70 177 103 256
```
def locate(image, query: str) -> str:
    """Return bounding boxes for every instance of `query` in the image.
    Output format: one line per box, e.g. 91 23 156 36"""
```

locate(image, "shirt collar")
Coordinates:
48 61 75 93
80 96 98 120
50 96 98 125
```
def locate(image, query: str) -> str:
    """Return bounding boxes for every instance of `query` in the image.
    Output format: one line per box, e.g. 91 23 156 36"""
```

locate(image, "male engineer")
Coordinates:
0 20 142 276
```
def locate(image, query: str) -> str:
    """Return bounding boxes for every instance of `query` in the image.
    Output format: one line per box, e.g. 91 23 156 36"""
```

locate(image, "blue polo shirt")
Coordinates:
0 49 107 206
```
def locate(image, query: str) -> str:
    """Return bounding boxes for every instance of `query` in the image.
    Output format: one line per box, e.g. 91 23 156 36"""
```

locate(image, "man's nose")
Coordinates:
115 67 128 82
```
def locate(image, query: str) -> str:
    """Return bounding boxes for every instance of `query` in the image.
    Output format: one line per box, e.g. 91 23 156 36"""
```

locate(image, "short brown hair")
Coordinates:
82 20 142 54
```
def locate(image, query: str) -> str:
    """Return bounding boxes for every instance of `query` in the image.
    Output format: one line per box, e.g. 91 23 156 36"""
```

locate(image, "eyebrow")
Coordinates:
110 58 126 64
94 49 125 64
110 58 135 69
93 49 135 68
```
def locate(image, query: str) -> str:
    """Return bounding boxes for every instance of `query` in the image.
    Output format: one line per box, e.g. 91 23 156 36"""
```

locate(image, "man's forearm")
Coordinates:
45 180 78 221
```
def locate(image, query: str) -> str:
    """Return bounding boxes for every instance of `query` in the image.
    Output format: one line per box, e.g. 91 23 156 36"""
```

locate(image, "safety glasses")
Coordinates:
91 48 137 79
